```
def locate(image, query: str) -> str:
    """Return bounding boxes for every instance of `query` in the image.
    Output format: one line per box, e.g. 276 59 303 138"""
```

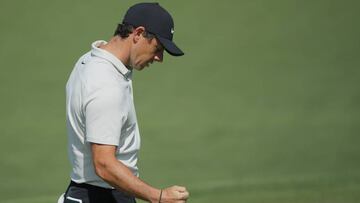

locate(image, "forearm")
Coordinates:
91 144 189 202
95 157 160 202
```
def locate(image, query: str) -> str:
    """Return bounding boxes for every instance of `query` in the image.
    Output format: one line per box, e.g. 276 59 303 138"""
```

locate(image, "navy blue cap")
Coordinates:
122 2 184 56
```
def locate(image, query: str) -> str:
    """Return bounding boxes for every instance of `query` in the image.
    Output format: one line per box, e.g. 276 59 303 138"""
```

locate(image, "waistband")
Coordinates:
69 180 116 191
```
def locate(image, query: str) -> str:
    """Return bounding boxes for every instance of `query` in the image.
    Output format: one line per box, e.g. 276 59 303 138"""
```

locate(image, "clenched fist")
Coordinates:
160 185 189 203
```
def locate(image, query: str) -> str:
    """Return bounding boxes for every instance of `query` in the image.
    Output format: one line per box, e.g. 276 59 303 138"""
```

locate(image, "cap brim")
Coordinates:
157 36 184 56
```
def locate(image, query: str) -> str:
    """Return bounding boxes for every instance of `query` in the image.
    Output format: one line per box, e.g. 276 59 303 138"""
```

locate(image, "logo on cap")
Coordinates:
171 28 175 34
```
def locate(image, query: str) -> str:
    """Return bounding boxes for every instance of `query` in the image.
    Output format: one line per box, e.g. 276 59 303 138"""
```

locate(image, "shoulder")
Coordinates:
82 56 129 91
79 57 132 108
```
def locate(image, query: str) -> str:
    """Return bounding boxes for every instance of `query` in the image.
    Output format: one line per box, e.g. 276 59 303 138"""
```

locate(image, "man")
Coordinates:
60 2 189 203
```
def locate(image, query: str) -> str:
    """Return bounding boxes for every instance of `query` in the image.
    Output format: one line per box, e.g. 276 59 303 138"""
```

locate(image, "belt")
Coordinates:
69 180 116 191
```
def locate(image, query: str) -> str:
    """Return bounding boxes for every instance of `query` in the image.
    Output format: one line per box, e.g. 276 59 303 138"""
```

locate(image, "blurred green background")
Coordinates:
1 0 359 202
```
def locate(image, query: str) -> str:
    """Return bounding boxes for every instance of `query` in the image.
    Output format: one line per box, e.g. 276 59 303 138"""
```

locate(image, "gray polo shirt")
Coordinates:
66 40 141 188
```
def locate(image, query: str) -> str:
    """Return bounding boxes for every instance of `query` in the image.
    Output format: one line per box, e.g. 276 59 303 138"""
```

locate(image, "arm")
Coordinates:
91 143 189 203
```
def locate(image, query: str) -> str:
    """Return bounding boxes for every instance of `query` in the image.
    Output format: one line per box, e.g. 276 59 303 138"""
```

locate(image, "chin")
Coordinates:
133 65 145 71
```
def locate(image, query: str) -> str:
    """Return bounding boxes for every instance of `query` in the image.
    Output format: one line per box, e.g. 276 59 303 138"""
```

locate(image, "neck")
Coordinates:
99 36 131 67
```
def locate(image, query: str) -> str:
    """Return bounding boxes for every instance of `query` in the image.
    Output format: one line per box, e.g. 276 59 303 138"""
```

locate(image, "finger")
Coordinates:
173 185 187 192
179 191 189 200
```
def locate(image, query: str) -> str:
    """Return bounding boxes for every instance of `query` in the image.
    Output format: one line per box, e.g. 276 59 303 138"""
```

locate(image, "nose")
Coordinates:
154 51 163 62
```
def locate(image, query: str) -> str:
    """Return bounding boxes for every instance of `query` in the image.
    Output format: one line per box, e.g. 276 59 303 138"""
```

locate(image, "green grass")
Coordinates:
1 0 359 202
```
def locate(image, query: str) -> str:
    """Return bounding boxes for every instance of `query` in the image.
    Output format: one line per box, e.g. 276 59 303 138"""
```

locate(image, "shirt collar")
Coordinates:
90 40 133 80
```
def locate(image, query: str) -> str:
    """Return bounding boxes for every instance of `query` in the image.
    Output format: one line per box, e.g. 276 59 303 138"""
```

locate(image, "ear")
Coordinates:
132 26 145 43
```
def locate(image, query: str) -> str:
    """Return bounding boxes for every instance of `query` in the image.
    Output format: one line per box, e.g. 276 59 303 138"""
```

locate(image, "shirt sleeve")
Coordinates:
84 84 129 146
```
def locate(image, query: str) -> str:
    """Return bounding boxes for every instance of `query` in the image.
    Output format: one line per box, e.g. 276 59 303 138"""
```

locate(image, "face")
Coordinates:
130 31 164 70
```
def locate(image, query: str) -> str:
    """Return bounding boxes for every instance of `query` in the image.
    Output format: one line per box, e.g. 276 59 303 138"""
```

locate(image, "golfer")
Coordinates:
59 2 189 203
